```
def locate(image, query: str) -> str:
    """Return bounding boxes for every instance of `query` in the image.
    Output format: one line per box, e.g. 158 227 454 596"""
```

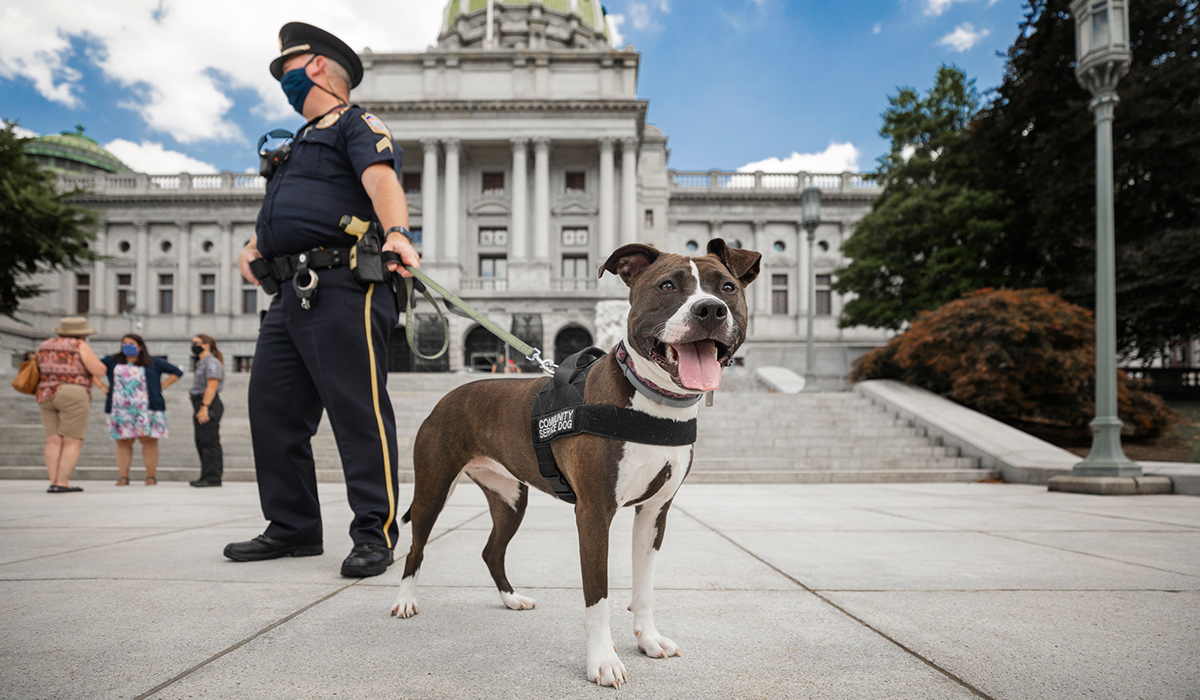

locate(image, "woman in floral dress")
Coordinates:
101 334 183 485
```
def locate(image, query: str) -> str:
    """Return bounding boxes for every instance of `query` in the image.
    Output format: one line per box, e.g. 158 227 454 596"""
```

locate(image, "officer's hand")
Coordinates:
239 245 262 286
384 233 420 278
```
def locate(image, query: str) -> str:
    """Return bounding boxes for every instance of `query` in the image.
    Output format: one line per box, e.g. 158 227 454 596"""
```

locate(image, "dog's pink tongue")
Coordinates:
673 340 721 391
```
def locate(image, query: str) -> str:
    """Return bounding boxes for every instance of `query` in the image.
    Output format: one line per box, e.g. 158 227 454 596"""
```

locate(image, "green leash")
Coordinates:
398 265 557 375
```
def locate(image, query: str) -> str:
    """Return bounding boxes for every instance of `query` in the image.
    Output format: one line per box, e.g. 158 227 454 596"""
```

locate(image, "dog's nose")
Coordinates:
691 298 728 322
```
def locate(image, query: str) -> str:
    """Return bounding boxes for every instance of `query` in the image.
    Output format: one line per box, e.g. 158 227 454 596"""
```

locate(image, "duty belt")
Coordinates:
263 247 351 284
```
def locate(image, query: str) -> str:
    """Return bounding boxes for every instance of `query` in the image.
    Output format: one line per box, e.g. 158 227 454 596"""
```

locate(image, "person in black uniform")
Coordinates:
224 22 420 577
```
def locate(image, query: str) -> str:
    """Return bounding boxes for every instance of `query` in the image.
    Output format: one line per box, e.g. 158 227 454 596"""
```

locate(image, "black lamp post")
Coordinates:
801 186 821 392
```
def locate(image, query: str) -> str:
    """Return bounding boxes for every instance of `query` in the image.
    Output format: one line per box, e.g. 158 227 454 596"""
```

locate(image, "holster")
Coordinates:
249 258 280 295
339 215 388 285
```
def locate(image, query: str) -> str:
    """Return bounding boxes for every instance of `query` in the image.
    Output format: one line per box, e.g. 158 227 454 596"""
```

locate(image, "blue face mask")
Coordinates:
122 343 138 357
280 56 317 114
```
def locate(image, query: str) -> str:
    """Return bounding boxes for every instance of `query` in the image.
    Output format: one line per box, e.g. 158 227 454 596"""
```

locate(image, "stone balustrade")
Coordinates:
56 172 266 196
669 169 881 195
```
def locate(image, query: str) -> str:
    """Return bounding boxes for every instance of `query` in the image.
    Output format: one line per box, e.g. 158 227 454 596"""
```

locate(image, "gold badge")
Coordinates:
316 112 342 129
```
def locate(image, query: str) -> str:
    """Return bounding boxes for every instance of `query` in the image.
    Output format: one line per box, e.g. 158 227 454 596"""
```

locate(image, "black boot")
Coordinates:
340 543 394 577
224 535 323 561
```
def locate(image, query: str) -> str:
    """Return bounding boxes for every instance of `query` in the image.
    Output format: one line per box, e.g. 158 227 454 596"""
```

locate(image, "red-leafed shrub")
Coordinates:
851 288 1175 439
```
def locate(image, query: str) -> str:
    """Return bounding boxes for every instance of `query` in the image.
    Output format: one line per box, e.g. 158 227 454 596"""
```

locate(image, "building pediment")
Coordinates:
468 197 511 216
764 253 794 267
552 197 597 216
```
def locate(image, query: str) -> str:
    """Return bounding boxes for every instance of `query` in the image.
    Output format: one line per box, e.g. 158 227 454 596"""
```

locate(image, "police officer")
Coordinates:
225 22 420 577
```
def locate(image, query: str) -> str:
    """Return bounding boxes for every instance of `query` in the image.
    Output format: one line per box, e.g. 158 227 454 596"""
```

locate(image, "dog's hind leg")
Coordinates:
390 447 462 619
630 498 681 659
465 458 537 611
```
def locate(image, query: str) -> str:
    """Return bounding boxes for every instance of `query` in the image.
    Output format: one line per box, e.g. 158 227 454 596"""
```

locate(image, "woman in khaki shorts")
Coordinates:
35 317 107 493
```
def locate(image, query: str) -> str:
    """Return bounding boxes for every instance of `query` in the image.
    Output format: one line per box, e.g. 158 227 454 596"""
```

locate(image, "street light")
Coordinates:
801 185 821 392
1069 0 1139 476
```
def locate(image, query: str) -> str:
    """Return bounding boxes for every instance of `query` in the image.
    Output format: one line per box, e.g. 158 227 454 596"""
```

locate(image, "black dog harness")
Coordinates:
530 347 698 504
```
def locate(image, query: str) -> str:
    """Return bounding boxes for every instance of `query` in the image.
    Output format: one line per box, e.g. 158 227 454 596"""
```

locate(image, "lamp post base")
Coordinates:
801 372 818 393
1073 415 1140 477
1048 475 1172 496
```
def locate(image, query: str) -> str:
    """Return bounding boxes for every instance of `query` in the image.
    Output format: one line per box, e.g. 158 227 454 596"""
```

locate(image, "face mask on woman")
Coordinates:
191 343 204 357
122 343 138 357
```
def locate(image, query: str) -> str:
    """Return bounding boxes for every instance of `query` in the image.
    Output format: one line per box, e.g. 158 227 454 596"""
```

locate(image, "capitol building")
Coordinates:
4 0 889 386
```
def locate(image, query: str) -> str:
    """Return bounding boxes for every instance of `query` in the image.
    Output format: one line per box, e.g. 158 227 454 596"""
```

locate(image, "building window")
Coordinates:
685 240 698 252
479 255 507 279
116 273 133 313
479 228 508 247
561 227 588 247
235 356 253 373
199 273 216 314
157 273 174 314
565 171 586 193
402 172 422 193
202 240 214 253
242 282 257 315
816 274 832 316
75 274 90 315
771 274 788 315
118 241 131 253
408 227 423 246
482 172 505 194
562 255 588 279
644 208 654 228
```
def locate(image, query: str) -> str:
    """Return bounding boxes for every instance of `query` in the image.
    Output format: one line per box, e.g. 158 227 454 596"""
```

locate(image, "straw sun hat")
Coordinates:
53 317 98 337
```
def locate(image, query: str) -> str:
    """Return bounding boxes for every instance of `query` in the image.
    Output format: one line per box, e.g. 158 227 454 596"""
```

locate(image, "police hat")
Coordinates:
270 22 363 88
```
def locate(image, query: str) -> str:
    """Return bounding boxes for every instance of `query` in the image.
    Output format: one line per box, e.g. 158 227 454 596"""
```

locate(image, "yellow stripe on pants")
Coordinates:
364 283 396 548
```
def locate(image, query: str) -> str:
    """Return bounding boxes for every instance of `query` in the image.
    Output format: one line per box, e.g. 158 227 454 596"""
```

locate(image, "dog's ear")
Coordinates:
598 243 661 286
706 238 761 287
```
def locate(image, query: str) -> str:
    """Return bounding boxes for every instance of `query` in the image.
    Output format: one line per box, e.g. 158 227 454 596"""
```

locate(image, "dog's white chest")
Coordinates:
613 393 697 506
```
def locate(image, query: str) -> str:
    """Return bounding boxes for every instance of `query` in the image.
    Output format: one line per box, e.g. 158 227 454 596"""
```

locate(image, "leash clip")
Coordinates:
293 253 319 310
526 348 557 375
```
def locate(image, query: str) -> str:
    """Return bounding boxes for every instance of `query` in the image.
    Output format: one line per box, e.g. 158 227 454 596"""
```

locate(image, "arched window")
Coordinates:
555 326 594 363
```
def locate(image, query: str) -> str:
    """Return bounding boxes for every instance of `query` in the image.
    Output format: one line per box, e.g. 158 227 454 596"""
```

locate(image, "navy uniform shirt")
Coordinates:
256 105 402 259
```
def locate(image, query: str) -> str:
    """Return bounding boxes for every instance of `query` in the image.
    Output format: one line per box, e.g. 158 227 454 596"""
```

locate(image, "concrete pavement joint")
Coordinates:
130 581 359 700
975 530 1200 581
129 509 490 699
675 505 997 700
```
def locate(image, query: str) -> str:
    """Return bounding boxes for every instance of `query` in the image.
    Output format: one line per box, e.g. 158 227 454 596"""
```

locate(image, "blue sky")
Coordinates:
0 0 1028 175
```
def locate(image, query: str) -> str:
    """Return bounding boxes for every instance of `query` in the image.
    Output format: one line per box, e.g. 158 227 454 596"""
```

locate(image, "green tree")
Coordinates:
968 0 1200 359
0 121 99 317
833 66 1012 330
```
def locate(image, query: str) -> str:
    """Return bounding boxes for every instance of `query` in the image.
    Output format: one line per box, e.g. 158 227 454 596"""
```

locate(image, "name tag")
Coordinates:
538 409 575 441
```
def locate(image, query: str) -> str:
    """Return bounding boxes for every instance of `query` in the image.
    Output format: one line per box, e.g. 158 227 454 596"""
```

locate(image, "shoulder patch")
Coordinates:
361 113 391 138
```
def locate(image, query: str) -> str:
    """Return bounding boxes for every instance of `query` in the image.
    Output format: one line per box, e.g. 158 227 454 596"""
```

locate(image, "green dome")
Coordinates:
23 125 132 175
441 0 611 48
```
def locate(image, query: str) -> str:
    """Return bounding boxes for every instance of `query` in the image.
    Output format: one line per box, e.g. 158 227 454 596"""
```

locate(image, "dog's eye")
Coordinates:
722 282 737 293
658 280 675 292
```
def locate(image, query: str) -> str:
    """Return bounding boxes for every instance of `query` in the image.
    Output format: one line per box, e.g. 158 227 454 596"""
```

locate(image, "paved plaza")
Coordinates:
1 479 1197 699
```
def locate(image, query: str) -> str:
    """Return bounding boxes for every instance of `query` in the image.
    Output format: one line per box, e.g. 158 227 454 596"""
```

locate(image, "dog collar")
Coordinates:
615 342 704 408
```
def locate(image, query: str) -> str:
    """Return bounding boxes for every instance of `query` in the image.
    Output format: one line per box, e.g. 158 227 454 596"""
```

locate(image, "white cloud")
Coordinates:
924 0 960 16
873 22 883 35
938 22 991 52
629 2 655 31
607 14 627 48
104 138 218 174
11 124 40 139
737 142 861 174
0 1 445 144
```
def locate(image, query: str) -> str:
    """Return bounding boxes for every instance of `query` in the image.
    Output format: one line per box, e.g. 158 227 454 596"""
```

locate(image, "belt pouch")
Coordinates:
351 231 388 284
249 258 280 295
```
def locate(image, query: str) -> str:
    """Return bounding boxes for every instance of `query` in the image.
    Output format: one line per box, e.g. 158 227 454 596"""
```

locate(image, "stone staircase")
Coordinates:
0 370 996 484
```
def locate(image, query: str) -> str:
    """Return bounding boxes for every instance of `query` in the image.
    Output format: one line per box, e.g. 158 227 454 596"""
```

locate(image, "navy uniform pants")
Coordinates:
248 265 400 549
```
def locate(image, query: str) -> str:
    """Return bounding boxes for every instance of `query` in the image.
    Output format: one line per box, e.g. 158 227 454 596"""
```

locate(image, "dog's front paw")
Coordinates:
587 648 628 688
636 630 681 659
390 597 419 618
499 591 538 611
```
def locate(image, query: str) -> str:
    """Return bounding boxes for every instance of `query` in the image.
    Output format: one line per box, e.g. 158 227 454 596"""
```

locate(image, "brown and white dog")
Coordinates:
389 239 761 687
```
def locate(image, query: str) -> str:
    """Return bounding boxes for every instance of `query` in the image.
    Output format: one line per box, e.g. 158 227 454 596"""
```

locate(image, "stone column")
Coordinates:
598 137 615 257
532 137 551 262
443 138 461 264
91 224 107 316
421 139 440 262
620 137 638 245
510 138 529 261
752 220 769 318
176 221 191 316
135 222 149 317
217 220 233 314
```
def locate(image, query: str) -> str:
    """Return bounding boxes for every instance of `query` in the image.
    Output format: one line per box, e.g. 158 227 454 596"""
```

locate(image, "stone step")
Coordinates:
0 466 999 485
